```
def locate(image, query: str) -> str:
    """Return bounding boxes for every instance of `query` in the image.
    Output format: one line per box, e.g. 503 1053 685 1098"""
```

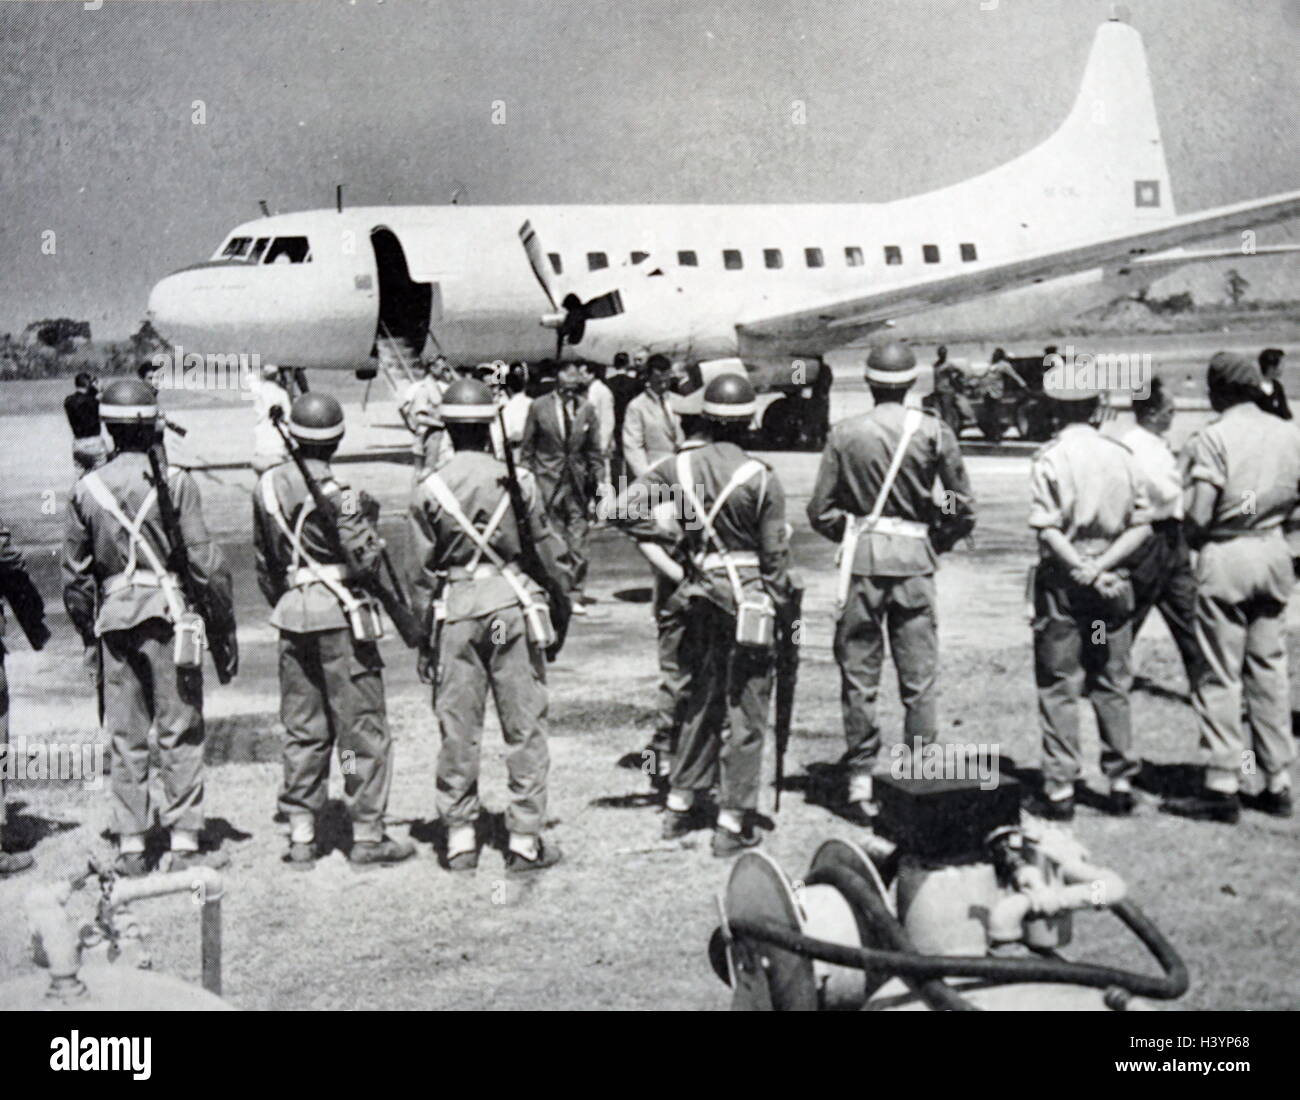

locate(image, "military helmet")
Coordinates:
440 378 498 422
99 378 158 422
289 392 346 443
865 341 918 387
702 372 757 420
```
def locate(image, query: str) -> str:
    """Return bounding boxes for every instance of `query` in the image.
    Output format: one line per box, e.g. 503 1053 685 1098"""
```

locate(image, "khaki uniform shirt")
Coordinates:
808 404 974 577
62 451 234 641
625 440 794 614
1184 403 1300 603
408 450 574 624
1028 424 1153 557
252 459 385 633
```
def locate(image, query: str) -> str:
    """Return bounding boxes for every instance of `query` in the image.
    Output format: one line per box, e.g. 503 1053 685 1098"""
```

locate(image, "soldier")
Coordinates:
612 391 709 793
252 393 415 870
0 516 48 877
1027 374 1153 821
629 373 797 855
1122 376 1202 691
62 379 238 875
409 378 573 873
1163 353 1300 822
808 342 975 823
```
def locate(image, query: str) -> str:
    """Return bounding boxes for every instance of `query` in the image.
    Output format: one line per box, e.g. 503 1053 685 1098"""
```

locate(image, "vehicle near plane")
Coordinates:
146 13 1300 450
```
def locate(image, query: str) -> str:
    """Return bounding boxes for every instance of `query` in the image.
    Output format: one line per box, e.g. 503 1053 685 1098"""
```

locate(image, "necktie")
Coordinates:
561 397 572 442
661 394 679 445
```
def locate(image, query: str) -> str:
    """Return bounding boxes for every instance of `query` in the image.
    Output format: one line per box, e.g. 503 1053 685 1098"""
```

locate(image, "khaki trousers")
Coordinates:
435 605 549 835
103 620 205 838
278 627 392 843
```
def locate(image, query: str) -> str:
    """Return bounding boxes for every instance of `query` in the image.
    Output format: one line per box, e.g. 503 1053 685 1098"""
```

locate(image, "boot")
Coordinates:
1160 789 1240 824
349 835 416 869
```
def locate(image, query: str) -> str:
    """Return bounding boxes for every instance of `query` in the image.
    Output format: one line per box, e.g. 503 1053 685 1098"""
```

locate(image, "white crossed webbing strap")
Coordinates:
676 452 765 608
421 472 536 612
81 470 186 623
259 472 361 614
836 406 924 611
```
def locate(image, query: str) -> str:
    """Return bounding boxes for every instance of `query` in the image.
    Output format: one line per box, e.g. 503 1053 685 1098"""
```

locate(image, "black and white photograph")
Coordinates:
0 0 1296 1054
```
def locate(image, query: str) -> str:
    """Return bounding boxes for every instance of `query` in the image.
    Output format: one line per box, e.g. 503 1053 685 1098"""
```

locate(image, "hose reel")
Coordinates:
710 778 1190 1012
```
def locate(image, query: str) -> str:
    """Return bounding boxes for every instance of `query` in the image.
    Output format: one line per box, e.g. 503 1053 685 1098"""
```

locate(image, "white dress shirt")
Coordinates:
1123 423 1184 521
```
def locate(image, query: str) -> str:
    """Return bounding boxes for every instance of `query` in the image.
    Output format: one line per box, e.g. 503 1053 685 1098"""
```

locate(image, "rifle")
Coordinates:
268 406 422 648
497 406 572 660
772 586 803 814
144 447 236 684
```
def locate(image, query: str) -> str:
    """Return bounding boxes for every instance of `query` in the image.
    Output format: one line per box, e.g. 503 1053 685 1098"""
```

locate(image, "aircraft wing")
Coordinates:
735 189 1300 340
1124 242 1300 277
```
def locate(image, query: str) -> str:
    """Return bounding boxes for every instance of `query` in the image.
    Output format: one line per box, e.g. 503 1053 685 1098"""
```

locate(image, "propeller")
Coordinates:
519 220 626 357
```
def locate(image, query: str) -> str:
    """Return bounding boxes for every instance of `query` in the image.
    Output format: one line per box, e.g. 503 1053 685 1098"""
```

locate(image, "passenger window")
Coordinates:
961 243 978 262
884 246 902 266
247 238 271 264
923 244 940 264
677 250 698 267
805 248 824 268
221 237 252 259
630 251 649 264
723 249 743 270
548 253 563 275
587 252 608 271
264 237 312 264
763 249 783 270
845 246 864 267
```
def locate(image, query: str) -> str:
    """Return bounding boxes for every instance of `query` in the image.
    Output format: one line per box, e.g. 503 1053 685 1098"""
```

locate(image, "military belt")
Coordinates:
859 516 928 539
103 570 178 595
698 551 760 571
289 564 348 587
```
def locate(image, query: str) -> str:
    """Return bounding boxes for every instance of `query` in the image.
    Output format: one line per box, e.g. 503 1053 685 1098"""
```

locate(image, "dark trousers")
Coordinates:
651 575 690 761
1131 519 1202 688
548 490 590 594
103 620 205 839
1033 570 1138 787
675 599 772 811
278 627 392 844
835 574 938 775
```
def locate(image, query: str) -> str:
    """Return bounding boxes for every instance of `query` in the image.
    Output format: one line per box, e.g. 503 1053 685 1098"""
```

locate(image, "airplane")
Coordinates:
146 11 1300 448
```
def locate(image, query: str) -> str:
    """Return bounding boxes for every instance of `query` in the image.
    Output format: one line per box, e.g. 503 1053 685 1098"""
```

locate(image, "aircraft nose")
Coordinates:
146 269 201 346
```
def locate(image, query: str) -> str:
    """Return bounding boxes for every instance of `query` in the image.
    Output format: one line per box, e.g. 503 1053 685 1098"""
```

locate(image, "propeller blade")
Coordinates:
582 289 624 320
518 220 558 311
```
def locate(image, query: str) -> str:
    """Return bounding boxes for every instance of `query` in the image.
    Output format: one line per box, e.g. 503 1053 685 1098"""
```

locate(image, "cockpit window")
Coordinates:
221 237 252 259
247 238 271 264
264 237 312 265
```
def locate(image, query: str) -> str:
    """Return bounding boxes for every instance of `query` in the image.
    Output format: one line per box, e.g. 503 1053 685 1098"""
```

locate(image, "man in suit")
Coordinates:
1257 348 1290 420
520 362 604 613
621 355 682 480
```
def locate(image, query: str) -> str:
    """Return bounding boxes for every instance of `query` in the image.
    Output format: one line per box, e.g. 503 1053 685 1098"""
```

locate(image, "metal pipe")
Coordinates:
23 882 84 1002
110 867 224 996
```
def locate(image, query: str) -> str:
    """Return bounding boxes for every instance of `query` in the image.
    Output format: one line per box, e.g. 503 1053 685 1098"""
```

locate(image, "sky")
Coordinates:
1 0 1297 339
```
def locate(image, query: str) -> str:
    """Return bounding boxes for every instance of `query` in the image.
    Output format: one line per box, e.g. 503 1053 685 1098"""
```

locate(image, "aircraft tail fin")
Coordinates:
924 15 1177 248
